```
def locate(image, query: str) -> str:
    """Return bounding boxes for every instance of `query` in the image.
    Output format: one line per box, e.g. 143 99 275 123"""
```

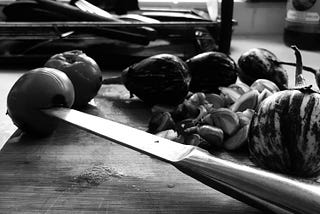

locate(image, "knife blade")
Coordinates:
71 0 158 40
42 107 320 214
34 0 151 45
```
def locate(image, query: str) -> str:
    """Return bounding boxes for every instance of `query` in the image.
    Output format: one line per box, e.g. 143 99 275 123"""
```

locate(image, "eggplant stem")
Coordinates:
102 76 123 84
291 45 307 87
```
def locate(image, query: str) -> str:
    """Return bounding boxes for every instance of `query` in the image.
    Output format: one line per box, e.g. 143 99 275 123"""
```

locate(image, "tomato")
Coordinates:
7 67 75 136
44 50 102 108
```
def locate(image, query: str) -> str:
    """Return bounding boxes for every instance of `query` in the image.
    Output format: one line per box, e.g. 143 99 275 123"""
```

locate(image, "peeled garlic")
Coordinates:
210 108 240 136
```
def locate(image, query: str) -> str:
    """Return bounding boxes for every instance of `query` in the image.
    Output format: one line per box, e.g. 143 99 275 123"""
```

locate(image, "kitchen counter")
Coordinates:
0 35 319 213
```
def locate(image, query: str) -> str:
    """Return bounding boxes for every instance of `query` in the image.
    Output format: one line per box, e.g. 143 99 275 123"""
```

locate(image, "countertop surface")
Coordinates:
0 35 319 213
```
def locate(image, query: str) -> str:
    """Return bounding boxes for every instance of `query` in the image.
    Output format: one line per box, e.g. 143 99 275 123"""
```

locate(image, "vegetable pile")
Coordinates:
148 78 279 151
7 50 102 135
143 47 320 178
7 46 320 178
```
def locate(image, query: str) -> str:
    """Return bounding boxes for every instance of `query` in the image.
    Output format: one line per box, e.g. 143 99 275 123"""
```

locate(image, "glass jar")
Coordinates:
284 0 320 50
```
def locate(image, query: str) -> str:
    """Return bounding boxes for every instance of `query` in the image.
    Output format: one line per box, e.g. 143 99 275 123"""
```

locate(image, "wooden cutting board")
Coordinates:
0 83 262 214
3 35 316 213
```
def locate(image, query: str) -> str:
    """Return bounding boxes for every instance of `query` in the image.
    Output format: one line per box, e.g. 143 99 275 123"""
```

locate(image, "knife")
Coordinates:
70 0 158 40
33 0 151 45
42 107 320 214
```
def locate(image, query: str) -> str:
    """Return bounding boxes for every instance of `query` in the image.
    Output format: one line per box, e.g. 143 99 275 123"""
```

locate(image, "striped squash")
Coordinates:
248 88 320 177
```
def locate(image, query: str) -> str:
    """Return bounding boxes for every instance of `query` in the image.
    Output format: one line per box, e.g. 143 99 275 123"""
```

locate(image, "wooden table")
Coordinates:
0 35 319 213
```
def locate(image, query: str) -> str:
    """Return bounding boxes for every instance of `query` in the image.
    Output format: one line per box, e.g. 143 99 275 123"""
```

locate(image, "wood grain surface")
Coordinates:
0 35 320 213
0 84 261 213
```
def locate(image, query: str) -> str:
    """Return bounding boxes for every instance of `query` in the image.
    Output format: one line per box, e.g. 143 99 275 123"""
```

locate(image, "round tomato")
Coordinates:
7 67 75 136
44 50 102 108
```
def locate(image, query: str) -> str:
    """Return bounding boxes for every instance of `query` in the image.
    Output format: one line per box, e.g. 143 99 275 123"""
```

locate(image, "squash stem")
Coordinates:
291 45 307 87
276 61 318 75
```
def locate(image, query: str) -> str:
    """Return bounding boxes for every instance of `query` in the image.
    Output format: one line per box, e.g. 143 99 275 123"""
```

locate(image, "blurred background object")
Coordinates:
283 0 320 50
0 0 235 69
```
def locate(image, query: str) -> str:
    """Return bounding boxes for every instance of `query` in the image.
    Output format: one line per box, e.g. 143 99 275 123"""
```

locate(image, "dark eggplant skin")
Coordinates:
186 51 238 94
238 48 288 90
122 54 191 105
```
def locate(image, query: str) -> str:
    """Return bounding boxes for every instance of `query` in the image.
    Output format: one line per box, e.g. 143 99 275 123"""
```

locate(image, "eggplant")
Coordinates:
103 54 191 105
186 51 238 93
237 48 289 90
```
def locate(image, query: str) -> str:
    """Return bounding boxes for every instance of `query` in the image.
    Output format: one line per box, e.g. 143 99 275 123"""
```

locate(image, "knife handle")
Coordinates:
173 147 320 214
